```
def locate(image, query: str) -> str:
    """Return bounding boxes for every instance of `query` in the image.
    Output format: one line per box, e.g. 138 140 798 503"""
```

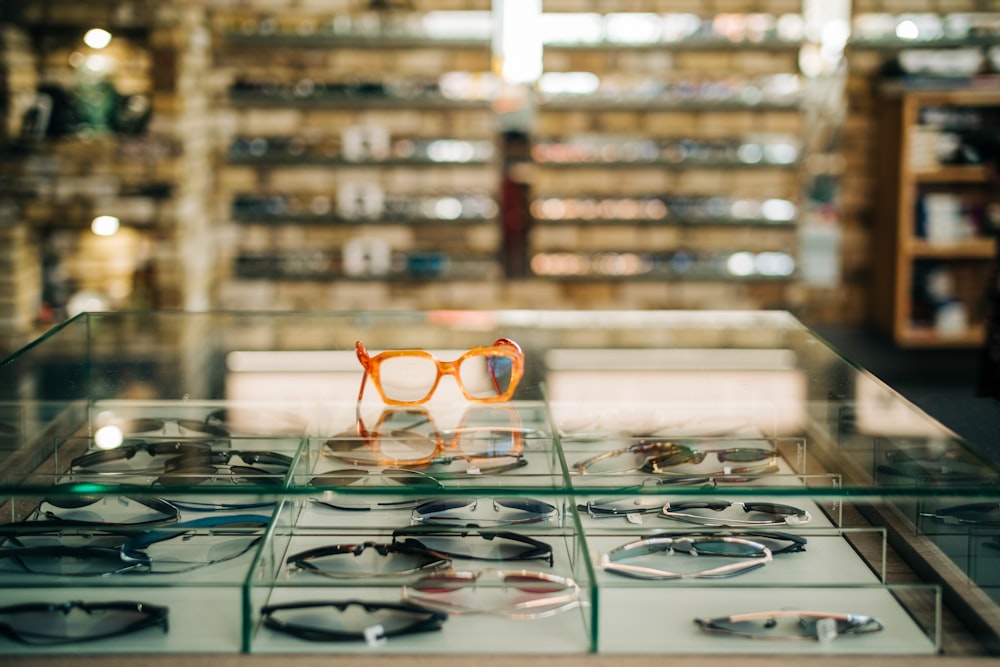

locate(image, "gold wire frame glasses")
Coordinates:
355 338 525 406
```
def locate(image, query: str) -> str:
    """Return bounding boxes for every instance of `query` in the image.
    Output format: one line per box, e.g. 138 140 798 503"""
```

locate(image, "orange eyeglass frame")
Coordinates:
355 338 525 406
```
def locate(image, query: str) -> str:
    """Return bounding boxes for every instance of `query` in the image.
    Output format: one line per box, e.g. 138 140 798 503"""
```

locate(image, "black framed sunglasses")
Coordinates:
260 600 447 642
391 526 555 566
0 600 169 645
285 541 452 579
660 500 811 526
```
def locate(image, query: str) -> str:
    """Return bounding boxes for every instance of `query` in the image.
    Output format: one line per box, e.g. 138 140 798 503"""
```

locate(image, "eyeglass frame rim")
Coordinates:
355 338 525 406
401 568 581 619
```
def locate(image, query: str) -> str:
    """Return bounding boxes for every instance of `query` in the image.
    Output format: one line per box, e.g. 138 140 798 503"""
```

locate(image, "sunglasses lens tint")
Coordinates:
403 532 550 562
745 502 797 516
378 356 438 403
0 548 126 576
121 419 166 433
413 498 474 516
158 465 218 486
647 449 697 467
142 533 262 573
412 498 554 526
460 353 514 400
684 539 764 557
718 448 774 463
410 574 472 593
503 574 567 594
495 498 556 516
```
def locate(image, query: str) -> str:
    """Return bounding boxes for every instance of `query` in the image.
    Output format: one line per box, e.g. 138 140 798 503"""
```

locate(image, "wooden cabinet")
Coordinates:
872 86 1000 348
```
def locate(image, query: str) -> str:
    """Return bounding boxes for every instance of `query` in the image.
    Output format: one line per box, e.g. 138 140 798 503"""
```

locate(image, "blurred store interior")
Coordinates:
1 0 1000 442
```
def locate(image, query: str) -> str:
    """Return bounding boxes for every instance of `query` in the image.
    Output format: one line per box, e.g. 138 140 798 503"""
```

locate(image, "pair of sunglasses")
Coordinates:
695 609 884 641
411 497 559 527
602 535 772 580
285 541 452 579
261 600 446 643
392 527 554 566
660 500 811 527
401 569 581 620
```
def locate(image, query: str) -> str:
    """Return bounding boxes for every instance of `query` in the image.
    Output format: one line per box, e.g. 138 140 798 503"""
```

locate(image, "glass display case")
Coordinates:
0 309 998 664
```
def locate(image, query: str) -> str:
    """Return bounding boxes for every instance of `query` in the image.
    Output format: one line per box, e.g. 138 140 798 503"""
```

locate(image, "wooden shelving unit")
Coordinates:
872 85 1000 348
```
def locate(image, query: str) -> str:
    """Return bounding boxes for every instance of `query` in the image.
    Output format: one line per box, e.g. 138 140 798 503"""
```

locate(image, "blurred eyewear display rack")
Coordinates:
1 310 1000 665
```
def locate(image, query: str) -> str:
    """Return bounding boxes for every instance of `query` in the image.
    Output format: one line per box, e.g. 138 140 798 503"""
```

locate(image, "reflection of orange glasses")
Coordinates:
355 339 524 406
325 405 527 473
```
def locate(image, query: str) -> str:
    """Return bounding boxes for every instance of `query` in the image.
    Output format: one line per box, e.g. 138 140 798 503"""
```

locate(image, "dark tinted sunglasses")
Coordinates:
260 600 446 642
0 600 168 645
392 526 554 566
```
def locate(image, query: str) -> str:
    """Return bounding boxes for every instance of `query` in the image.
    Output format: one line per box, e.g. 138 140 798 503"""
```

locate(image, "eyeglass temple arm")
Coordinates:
355 341 372 403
